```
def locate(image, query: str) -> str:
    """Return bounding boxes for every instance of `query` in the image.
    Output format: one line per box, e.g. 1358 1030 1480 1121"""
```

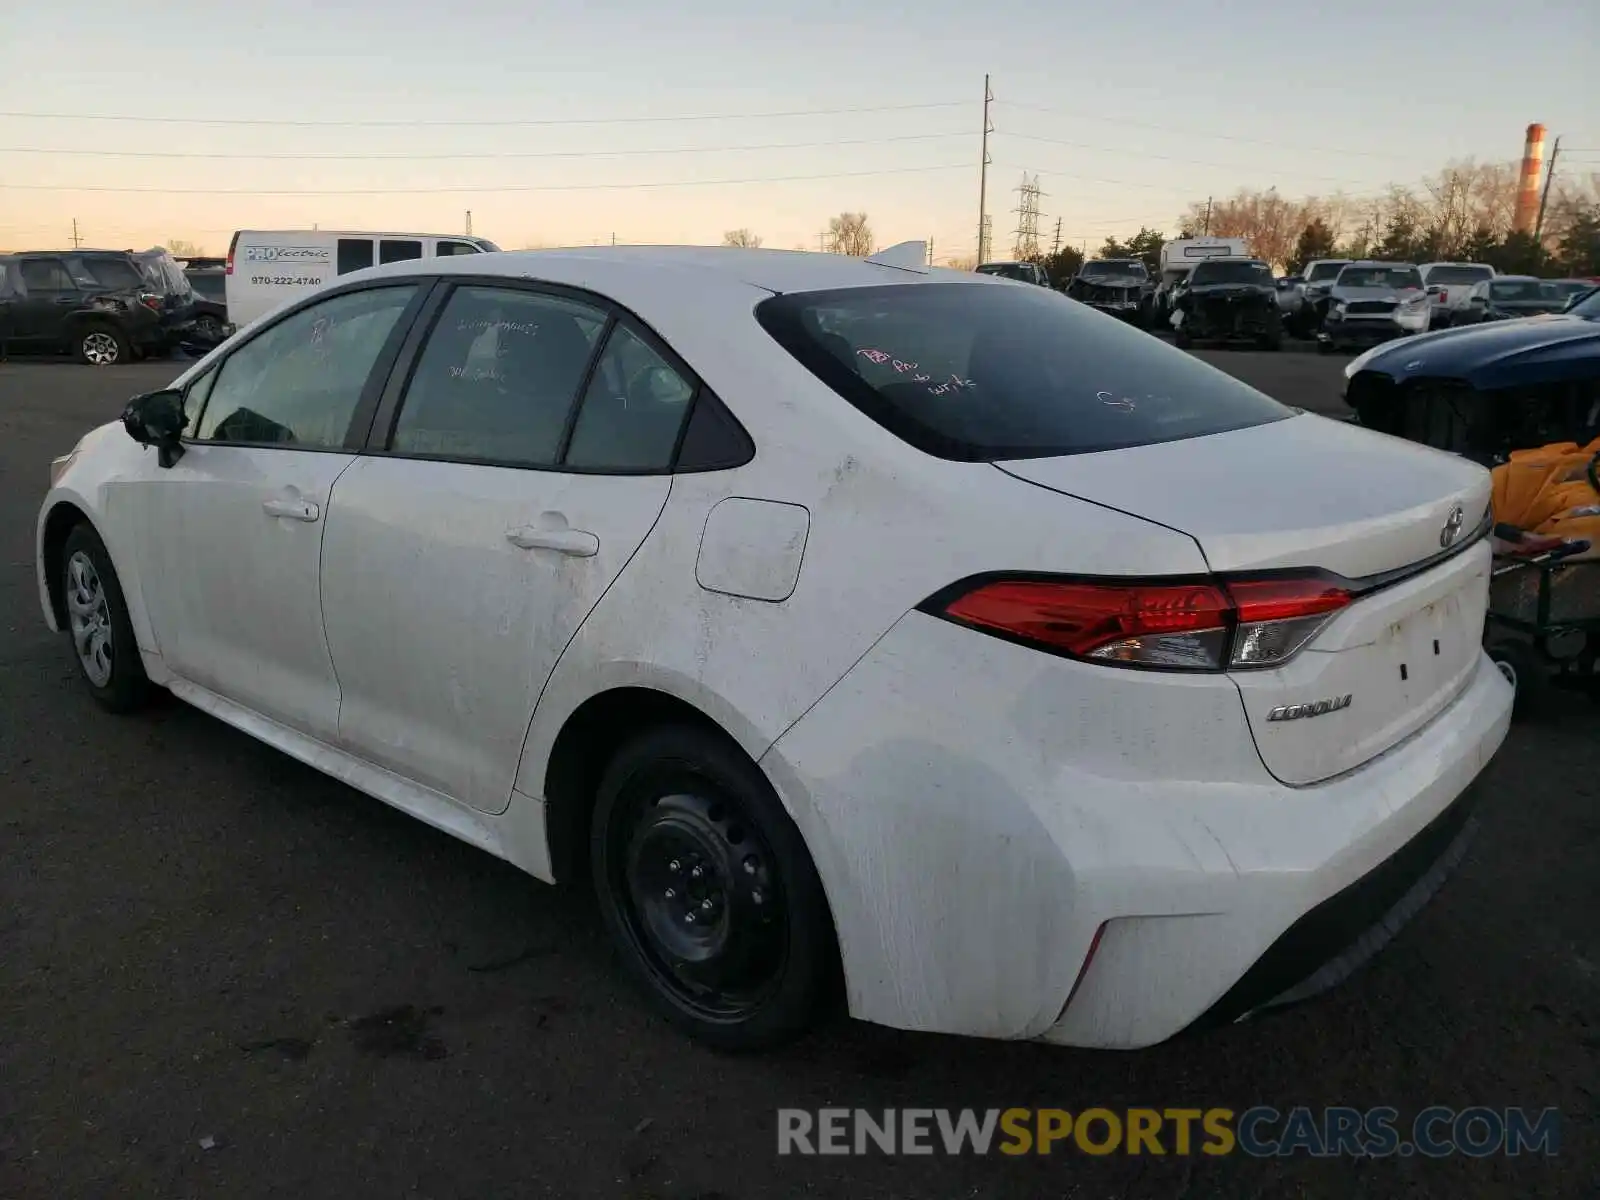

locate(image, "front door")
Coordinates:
320 282 691 813
123 282 423 741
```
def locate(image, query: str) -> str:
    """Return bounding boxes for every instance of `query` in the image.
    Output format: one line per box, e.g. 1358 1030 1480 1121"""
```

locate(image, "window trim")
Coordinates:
359 274 750 477
182 277 437 453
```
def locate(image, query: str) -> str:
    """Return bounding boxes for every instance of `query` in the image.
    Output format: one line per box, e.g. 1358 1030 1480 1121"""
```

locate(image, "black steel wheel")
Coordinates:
591 724 836 1050
1486 637 1551 722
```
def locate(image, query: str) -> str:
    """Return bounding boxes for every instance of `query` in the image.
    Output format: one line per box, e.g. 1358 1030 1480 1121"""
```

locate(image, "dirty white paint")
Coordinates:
695 497 810 602
35 245 1516 1047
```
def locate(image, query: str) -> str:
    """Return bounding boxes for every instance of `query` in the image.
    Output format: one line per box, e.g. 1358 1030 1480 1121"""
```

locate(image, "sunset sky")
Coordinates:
2 0 1596 262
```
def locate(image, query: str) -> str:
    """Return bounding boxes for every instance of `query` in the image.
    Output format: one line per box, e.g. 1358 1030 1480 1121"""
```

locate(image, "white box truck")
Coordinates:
224 229 500 330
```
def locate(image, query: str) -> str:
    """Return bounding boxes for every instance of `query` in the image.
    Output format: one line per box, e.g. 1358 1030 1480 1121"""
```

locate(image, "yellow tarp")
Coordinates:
1490 437 1600 556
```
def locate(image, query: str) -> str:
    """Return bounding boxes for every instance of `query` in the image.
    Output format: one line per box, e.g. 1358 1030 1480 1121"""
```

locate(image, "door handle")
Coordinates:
505 526 599 556
262 497 320 522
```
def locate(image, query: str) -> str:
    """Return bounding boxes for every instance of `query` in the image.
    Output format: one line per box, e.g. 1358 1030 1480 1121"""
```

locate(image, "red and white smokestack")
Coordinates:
1513 123 1547 235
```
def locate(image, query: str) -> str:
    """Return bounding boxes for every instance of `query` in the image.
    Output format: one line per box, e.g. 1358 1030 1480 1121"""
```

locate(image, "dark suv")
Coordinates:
0 248 195 365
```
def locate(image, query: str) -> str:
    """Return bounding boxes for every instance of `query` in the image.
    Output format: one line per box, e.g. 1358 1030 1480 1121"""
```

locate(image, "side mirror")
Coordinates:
122 389 187 468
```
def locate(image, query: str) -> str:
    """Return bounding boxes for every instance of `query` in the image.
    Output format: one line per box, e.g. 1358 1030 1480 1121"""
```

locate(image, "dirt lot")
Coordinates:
1 355 1595 1200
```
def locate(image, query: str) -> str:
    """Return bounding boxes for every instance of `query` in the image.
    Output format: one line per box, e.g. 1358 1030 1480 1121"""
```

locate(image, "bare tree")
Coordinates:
166 238 203 258
827 212 874 257
944 255 978 272
722 229 763 249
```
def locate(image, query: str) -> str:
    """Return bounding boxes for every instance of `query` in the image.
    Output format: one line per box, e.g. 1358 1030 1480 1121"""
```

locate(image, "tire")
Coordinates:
59 523 151 712
1486 637 1550 722
193 314 225 343
1316 339 1335 355
74 322 129 367
1174 325 1193 350
1259 329 1283 351
591 724 837 1051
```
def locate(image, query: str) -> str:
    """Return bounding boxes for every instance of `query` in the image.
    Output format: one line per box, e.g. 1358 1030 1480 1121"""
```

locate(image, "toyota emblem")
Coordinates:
1440 503 1465 548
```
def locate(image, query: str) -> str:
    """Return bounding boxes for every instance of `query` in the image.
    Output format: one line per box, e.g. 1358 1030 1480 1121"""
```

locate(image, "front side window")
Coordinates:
1306 261 1349 283
389 286 606 466
195 285 417 447
756 282 1290 461
565 324 695 471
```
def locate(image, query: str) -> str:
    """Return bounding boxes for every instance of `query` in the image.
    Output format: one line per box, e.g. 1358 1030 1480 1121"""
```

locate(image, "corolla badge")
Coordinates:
1440 503 1465 548
1265 694 1353 722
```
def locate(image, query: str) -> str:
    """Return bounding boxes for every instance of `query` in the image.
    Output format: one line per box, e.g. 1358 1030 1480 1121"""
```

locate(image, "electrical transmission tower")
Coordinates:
1012 174 1045 260
979 215 993 266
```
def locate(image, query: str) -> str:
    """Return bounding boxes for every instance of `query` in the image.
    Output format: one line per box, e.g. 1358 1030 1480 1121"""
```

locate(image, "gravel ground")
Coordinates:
1 354 1595 1200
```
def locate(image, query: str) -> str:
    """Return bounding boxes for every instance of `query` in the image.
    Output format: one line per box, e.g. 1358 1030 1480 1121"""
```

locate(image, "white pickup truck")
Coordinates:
1419 262 1497 328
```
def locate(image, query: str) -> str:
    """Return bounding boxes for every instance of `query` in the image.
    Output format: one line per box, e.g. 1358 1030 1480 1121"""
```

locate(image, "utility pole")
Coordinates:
465 210 473 236
976 73 993 265
1533 136 1561 245
71 218 82 248
1203 197 1213 235
1052 218 1062 255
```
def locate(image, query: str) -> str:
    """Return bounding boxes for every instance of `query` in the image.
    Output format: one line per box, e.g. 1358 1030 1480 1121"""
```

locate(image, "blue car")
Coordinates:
1342 285 1600 464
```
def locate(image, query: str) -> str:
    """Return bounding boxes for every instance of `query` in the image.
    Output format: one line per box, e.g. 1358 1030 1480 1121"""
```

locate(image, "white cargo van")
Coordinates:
224 230 500 330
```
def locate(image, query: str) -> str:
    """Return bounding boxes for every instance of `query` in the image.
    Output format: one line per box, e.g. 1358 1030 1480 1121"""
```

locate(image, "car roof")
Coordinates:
357 245 979 295
1342 260 1416 268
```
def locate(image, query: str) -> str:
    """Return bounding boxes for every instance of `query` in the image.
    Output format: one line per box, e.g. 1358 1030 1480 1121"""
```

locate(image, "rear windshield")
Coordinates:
1338 266 1423 290
1083 260 1146 279
1424 265 1494 286
1189 260 1273 285
754 282 1291 461
1306 261 1349 282
1488 280 1548 302
188 272 225 300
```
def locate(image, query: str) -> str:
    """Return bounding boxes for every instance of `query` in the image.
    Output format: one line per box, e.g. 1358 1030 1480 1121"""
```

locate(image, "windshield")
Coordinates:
1568 288 1600 318
1083 261 1146 279
755 282 1290 461
1488 280 1552 303
976 263 1035 282
1338 265 1423 290
1306 261 1349 283
1424 265 1494 286
1189 260 1273 286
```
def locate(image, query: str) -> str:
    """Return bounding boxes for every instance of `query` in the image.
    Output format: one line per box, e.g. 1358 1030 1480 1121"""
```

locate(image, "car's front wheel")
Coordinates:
591 724 836 1050
74 323 129 366
59 523 150 712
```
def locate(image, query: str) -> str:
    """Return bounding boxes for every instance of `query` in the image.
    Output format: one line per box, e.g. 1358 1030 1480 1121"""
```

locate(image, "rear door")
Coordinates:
320 280 680 814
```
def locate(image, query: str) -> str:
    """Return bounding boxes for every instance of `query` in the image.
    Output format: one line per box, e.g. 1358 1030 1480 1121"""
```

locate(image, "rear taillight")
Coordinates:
225 252 234 276
931 573 1352 672
138 292 162 311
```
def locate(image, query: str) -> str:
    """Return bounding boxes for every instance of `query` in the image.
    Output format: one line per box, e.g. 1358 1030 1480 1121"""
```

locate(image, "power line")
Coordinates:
0 130 973 162
993 130 1394 190
0 100 968 129
994 98 1421 163
0 162 972 196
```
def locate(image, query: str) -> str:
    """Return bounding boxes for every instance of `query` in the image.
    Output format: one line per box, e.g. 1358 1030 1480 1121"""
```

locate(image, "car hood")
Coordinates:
1349 314 1600 389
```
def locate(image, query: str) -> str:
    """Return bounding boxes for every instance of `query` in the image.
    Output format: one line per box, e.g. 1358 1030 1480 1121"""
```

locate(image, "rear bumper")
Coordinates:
761 613 1513 1047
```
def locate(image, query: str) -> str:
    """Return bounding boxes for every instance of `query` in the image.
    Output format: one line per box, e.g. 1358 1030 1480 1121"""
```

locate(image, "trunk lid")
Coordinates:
995 413 1495 784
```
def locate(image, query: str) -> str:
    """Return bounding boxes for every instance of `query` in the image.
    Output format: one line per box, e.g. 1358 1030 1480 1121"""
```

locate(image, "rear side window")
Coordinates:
755 282 1290 461
564 324 695 471
435 240 483 256
73 256 143 290
337 239 374 275
19 259 74 290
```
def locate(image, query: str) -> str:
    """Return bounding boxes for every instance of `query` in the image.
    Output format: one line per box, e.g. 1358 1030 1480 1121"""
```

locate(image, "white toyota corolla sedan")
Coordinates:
37 246 1512 1050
